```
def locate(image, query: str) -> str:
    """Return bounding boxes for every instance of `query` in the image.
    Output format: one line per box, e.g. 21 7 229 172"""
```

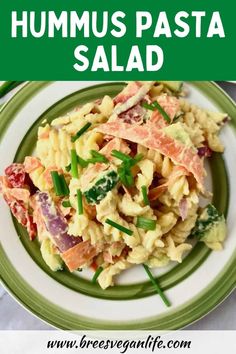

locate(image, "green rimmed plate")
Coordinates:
0 81 236 329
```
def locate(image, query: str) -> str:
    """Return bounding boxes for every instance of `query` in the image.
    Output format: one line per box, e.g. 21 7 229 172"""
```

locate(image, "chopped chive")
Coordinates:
113 150 142 188
77 155 89 168
142 101 171 123
51 171 70 197
65 163 71 172
87 157 105 164
142 264 171 307
92 266 103 284
51 171 64 196
71 149 78 178
111 150 133 163
71 122 92 143
77 189 83 215
105 218 133 236
173 113 184 122
133 153 143 163
141 185 150 206
141 102 155 111
126 172 134 187
112 150 143 168
62 200 71 208
66 155 88 171
60 175 70 196
117 165 128 186
90 150 109 163
128 153 144 167
152 101 171 123
136 216 156 231
117 164 134 187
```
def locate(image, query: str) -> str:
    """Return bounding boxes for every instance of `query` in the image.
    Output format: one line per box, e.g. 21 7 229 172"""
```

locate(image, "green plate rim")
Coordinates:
0 81 236 330
11 82 228 301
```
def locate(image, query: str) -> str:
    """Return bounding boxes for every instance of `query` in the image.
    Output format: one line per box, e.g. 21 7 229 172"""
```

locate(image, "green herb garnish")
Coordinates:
89 150 109 164
136 216 156 231
141 185 150 206
105 218 133 236
77 155 89 168
62 200 71 208
60 175 69 196
77 189 83 215
142 264 171 307
51 172 69 197
173 113 184 122
71 149 78 178
71 122 92 143
117 164 134 187
117 165 129 186
125 173 134 187
132 153 144 164
65 163 71 172
92 266 104 284
142 102 154 110
152 101 171 123
112 150 143 188
66 155 88 171
51 171 64 196
142 101 171 123
111 150 133 163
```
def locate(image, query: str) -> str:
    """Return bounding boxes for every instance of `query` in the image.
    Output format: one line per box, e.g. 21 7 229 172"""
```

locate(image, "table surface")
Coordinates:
0 81 236 330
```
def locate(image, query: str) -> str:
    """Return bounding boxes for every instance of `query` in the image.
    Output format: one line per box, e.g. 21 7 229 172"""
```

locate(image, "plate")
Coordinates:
0 81 236 330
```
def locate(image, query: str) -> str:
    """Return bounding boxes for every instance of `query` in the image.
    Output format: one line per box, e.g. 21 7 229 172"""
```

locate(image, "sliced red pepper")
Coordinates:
5 163 26 188
6 198 37 240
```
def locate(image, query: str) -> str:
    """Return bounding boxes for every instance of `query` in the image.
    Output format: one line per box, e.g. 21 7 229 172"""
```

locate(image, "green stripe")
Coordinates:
0 241 235 330
0 81 25 98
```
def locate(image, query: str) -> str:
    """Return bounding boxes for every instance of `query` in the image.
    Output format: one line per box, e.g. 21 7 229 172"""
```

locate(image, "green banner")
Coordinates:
0 0 235 80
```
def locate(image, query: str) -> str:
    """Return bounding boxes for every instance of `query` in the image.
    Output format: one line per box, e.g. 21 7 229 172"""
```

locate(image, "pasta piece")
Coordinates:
180 99 226 152
168 175 189 202
141 226 164 253
82 220 105 250
127 245 149 264
29 166 52 191
165 236 192 263
149 83 165 98
166 206 198 244
37 126 74 168
157 212 178 234
181 112 205 147
74 130 103 159
137 145 173 177
98 259 131 289
68 213 89 237
135 158 154 203
96 95 114 117
145 248 170 268
118 194 150 216
96 190 117 223
136 159 154 188
96 191 141 247
103 241 125 263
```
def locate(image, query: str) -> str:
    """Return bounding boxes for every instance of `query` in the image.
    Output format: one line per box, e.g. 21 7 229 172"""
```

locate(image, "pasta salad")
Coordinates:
0 81 228 304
